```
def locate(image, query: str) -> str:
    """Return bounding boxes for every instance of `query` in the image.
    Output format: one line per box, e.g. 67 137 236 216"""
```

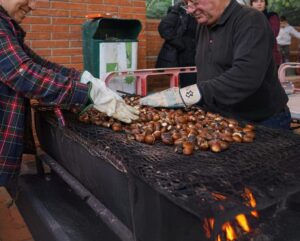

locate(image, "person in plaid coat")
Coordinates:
0 0 139 187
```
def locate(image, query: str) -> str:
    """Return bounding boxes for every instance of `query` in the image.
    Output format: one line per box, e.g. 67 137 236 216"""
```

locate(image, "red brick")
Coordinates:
72 0 93 2
34 49 52 57
106 0 132 5
133 1 146 7
47 56 71 64
87 4 118 13
51 2 87 10
70 25 82 32
23 16 50 24
52 18 84 25
33 1 50 8
31 40 69 48
70 10 88 18
71 55 83 63
31 25 69 32
32 9 69 17
66 63 84 70
52 48 82 56
70 40 83 48
26 32 51 40
52 32 81 40
88 0 104 3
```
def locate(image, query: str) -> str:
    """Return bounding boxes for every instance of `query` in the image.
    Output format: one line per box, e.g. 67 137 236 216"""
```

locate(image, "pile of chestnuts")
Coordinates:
78 96 255 155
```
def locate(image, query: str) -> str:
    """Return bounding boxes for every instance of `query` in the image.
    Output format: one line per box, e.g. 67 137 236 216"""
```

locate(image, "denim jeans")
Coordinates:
257 107 291 130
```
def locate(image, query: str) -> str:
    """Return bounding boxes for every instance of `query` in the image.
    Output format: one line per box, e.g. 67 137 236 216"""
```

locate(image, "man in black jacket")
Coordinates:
141 0 291 130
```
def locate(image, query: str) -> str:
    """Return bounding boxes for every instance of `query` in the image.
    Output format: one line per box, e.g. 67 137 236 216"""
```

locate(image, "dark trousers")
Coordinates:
257 106 291 130
279 45 290 63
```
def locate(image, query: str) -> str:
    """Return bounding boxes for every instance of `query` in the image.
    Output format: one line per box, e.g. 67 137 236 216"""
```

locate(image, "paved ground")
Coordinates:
0 154 36 241
0 187 34 241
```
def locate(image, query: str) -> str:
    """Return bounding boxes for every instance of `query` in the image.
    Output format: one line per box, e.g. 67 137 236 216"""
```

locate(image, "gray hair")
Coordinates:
236 0 250 5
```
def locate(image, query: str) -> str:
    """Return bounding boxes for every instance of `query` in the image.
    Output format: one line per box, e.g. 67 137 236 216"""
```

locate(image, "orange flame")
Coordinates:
222 222 237 241
244 187 257 208
251 210 259 218
203 218 215 238
235 214 250 232
210 218 215 229
243 187 259 219
212 192 227 200
205 188 260 241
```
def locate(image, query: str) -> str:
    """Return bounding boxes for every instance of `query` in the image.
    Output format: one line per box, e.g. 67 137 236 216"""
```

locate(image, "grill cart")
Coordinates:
15 68 300 241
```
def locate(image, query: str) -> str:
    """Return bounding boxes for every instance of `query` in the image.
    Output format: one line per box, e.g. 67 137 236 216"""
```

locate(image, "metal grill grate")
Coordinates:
39 111 300 222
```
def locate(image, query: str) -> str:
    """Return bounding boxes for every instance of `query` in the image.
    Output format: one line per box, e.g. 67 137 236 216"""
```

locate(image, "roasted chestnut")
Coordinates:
78 97 256 155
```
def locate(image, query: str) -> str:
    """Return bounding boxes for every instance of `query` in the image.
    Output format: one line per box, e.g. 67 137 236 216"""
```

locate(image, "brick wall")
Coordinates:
145 19 163 68
22 2 300 72
22 0 147 71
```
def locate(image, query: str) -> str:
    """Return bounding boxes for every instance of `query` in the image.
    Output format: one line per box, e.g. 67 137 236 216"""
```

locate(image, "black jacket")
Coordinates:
196 0 288 122
156 2 197 68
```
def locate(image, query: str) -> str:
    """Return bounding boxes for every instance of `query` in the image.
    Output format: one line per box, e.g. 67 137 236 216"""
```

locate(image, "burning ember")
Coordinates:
203 188 259 241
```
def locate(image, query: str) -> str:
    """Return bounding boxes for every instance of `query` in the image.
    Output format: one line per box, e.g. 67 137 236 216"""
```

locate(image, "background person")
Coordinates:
250 0 282 68
155 0 197 68
140 0 290 130
0 0 139 188
277 16 300 63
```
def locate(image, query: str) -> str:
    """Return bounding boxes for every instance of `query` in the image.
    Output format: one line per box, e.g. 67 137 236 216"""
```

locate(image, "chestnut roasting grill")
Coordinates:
34 110 300 241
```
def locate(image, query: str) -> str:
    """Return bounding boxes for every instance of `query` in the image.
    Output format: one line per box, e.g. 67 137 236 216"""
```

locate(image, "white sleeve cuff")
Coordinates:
179 84 201 106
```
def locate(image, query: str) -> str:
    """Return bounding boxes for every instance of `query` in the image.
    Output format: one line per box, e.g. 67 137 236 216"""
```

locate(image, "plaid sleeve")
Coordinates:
0 28 89 110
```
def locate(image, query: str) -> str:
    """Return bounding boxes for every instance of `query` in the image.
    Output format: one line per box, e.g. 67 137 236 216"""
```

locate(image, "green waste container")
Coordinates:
82 18 142 80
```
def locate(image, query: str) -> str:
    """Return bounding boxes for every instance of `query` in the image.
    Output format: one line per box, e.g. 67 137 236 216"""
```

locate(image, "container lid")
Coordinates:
82 17 142 40
85 13 113 19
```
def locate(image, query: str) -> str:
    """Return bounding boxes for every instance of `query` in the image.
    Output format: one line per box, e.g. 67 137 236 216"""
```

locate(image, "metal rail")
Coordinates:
36 148 136 241
104 66 197 96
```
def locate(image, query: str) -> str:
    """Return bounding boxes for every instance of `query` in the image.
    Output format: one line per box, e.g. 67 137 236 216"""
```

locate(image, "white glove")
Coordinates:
81 71 139 123
139 84 201 108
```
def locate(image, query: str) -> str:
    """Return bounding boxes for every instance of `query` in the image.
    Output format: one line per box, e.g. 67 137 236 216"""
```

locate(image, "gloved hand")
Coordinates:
80 71 139 123
139 84 201 108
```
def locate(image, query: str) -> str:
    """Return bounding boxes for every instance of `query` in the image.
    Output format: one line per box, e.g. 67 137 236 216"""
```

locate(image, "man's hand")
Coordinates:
139 84 201 108
81 71 139 123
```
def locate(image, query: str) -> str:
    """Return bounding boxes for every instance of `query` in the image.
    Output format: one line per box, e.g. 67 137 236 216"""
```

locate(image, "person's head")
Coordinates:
250 0 267 12
0 0 36 23
280 16 288 27
185 0 231 26
280 16 287 22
